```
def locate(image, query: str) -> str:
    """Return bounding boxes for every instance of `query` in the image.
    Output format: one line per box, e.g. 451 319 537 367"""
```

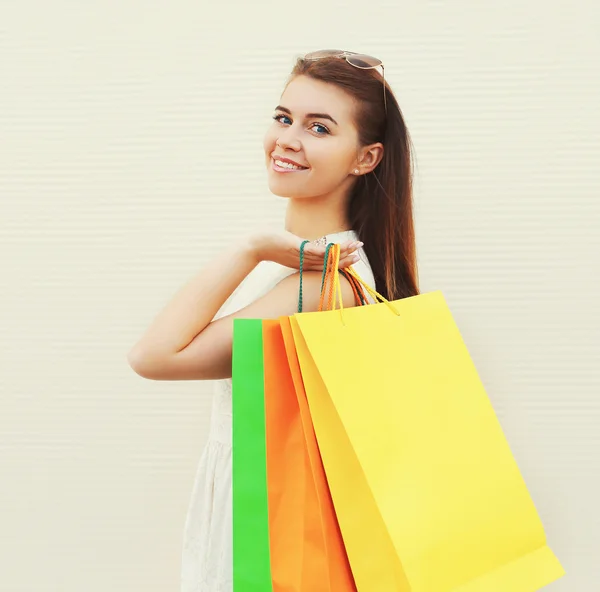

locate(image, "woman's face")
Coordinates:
263 75 361 199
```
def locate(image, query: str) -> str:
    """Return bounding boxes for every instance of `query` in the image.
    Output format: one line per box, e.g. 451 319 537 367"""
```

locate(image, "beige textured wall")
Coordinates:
1 1 598 590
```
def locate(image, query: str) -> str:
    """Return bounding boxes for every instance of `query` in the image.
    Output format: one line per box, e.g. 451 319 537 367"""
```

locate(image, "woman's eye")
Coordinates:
311 123 330 135
272 114 329 135
273 114 291 125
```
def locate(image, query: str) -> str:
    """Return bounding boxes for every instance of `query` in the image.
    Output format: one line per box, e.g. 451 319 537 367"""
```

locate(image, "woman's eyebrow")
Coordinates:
275 105 339 126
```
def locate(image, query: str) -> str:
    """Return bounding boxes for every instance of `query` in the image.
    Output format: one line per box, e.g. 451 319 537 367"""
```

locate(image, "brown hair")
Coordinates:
288 56 419 300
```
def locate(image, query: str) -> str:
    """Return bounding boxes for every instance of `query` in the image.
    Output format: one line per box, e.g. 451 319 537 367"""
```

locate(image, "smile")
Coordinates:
272 158 309 172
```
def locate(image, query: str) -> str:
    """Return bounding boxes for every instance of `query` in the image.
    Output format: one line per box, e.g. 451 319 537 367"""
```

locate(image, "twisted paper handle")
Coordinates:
298 240 400 319
319 245 367 311
321 243 401 322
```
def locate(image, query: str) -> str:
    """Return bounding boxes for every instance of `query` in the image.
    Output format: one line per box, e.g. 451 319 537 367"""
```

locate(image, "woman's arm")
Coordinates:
126 232 361 381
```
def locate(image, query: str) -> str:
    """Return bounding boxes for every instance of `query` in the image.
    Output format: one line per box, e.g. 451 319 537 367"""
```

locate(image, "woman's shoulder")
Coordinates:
214 259 295 320
215 229 375 319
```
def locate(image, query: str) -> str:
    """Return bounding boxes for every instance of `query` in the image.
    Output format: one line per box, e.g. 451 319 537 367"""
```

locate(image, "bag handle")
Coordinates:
319 245 367 311
299 239 367 313
341 269 368 306
324 244 401 323
299 240 400 319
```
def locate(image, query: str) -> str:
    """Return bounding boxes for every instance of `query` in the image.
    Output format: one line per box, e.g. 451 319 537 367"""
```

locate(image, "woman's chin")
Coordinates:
269 188 296 199
267 180 302 199
266 171 319 199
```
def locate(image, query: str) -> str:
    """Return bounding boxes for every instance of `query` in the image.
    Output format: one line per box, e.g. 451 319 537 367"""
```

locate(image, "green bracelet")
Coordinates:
298 240 310 313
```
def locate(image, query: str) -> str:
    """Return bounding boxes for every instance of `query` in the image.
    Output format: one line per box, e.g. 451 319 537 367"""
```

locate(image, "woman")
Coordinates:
127 49 419 591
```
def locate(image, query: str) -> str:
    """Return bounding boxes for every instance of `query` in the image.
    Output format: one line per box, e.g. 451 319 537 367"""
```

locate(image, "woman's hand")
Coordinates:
248 230 362 271
129 230 364 381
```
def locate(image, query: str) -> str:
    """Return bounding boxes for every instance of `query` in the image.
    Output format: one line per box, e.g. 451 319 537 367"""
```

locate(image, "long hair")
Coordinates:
288 56 419 300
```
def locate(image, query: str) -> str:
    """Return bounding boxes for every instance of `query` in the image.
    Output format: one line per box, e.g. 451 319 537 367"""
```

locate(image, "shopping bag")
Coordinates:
290 244 565 591
231 319 273 592
263 317 356 591
262 318 310 589
289 314 408 591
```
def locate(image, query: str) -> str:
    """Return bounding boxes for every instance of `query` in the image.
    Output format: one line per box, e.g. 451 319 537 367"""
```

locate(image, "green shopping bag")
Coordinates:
232 318 273 591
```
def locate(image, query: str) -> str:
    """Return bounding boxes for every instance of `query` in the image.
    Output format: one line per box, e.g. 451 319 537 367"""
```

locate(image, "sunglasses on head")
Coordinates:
303 49 387 112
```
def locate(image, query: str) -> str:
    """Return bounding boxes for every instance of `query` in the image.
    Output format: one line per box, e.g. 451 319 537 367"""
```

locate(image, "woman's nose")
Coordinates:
275 126 302 151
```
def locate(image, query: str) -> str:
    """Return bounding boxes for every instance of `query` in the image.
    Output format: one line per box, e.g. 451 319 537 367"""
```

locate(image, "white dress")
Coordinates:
180 230 375 592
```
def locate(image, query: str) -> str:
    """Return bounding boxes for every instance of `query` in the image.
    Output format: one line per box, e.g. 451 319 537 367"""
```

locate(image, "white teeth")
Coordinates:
274 159 305 170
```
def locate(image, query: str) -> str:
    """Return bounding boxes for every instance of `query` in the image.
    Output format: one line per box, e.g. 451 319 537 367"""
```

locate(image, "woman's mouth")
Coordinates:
272 158 309 173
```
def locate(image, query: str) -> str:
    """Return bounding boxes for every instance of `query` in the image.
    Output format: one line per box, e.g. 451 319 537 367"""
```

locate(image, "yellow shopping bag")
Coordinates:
290 244 564 592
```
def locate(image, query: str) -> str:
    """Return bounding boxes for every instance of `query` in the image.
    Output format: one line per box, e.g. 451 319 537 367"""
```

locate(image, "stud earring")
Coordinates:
354 169 360 174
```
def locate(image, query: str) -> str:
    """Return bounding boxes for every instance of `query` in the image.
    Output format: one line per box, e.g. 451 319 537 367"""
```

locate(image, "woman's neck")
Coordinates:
284 194 352 240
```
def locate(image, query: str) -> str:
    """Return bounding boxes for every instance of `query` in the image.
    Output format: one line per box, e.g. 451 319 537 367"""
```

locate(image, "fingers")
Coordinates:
346 240 364 252
341 240 363 265
324 241 364 269
301 239 364 269
302 244 326 258
339 255 360 269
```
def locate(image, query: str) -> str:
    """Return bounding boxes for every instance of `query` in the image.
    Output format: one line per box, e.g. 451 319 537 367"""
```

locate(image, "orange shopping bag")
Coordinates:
261 243 366 590
262 311 356 590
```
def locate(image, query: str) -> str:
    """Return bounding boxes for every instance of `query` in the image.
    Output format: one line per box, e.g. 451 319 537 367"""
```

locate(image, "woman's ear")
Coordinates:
355 143 384 175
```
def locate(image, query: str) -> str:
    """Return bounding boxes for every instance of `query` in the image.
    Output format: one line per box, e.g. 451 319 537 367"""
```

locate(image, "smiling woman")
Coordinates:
127 48 418 592
264 77 365 200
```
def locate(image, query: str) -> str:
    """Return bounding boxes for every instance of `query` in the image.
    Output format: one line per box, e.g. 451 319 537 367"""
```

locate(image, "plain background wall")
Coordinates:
1 1 598 590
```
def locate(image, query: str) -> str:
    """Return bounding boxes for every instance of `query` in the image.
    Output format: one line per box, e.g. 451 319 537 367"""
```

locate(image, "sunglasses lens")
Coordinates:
304 49 345 60
346 54 382 69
